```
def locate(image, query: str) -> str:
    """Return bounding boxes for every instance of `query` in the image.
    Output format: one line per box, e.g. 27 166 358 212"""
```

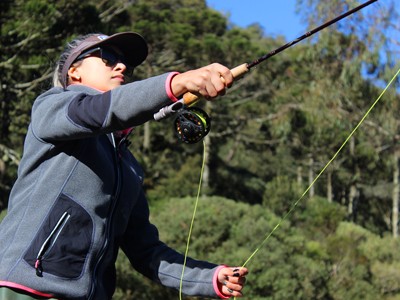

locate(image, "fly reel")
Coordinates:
174 107 211 144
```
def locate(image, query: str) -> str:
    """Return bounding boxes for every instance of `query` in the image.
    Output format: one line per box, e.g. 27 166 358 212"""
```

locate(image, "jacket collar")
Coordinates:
66 84 106 95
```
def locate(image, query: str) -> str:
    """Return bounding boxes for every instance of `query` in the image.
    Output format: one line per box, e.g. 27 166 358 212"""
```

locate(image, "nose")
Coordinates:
115 61 133 76
114 61 127 72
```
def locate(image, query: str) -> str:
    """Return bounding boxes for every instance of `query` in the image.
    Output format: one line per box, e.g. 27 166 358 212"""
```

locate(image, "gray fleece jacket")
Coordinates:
0 74 223 300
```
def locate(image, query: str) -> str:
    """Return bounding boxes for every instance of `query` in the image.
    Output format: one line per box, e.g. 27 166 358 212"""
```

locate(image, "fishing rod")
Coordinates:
154 0 379 143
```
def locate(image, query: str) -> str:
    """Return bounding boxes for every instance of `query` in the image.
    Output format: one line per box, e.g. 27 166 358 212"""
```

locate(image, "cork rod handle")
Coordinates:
182 63 249 106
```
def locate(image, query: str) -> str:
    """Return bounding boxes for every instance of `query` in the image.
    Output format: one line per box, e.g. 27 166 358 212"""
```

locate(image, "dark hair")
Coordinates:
52 34 99 88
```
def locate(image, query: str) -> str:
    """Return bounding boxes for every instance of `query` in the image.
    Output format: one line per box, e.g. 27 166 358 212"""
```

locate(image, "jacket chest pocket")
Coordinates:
24 193 93 279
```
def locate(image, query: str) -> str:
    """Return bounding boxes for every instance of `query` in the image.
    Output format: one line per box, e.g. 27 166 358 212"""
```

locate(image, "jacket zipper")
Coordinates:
35 211 71 277
88 134 123 299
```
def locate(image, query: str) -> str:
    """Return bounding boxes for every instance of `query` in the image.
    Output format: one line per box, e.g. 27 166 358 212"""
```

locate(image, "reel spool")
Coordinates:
174 107 211 144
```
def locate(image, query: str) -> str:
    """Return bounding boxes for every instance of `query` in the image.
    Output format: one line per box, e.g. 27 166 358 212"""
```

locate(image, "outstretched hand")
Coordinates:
170 63 233 100
217 266 248 298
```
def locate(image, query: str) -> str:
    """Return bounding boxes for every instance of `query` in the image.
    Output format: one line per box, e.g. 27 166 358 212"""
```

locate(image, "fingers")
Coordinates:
201 63 233 99
221 284 243 298
218 266 249 281
218 267 249 298
221 277 246 297
170 63 233 100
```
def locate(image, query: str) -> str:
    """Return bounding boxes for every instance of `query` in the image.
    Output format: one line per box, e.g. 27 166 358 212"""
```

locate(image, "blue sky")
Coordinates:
206 0 305 39
205 0 398 42
205 1 399 88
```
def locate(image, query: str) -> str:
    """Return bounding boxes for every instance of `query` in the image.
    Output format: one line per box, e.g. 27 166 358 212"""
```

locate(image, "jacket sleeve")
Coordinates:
120 188 223 299
31 73 174 141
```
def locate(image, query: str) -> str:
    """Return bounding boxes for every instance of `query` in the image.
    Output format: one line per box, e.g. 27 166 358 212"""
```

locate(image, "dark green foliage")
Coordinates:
112 196 400 299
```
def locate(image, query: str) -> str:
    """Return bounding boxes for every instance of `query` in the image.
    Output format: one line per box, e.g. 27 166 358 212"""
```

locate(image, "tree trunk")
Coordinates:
297 165 303 187
327 169 332 203
392 150 399 238
348 137 359 220
308 155 314 198
348 184 356 218
201 135 210 196
348 137 354 218
201 102 213 196
143 122 151 151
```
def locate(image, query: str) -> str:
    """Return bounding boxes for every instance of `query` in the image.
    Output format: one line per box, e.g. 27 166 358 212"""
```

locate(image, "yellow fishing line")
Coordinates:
179 140 207 300
239 67 400 270
180 68 400 300
232 67 400 300
196 111 207 128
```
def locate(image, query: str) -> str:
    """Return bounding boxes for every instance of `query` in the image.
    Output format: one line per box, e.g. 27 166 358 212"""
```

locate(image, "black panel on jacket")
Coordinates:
68 91 111 130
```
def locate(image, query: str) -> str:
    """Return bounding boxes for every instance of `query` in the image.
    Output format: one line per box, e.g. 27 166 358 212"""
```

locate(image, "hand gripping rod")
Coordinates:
154 0 378 120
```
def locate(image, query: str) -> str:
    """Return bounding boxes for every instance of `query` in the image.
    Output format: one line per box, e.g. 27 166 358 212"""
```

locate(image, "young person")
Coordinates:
0 32 248 300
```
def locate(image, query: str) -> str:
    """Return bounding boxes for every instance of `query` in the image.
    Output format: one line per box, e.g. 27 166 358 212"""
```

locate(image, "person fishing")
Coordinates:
0 32 248 300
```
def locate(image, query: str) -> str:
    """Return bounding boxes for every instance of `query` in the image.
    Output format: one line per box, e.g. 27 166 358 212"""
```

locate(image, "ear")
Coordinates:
67 66 81 83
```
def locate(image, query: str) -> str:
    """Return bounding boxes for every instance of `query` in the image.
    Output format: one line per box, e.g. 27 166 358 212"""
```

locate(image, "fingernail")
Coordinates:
233 272 240 277
227 288 234 293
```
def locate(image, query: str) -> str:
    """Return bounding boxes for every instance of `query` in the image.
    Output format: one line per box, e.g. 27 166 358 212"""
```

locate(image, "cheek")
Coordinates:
81 59 107 78
87 65 105 78
78 59 115 91
81 65 107 84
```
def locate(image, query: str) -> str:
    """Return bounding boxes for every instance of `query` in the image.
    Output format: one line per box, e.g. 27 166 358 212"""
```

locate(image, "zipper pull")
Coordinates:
35 258 43 277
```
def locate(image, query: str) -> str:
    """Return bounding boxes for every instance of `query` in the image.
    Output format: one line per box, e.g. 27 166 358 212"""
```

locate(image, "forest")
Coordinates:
1 0 400 299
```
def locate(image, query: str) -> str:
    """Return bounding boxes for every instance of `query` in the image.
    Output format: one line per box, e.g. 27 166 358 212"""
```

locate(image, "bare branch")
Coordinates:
99 0 137 23
13 67 53 93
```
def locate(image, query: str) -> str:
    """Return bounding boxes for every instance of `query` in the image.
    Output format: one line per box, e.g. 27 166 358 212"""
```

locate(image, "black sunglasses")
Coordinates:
75 47 134 76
